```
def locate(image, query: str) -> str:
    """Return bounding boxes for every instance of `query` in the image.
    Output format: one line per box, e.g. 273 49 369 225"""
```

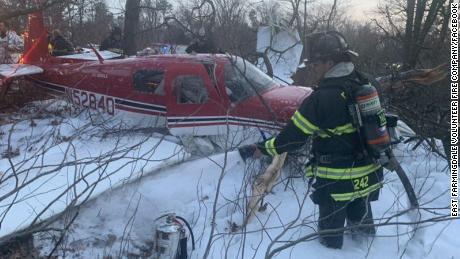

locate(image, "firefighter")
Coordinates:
0 20 24 63
100 27 123 54
240 31 384 249
49 29 74 56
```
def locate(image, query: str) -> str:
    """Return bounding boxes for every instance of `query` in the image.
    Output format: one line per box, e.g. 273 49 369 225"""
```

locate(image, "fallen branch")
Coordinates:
291 63 449 89
244 153 287 227
376 63 449 90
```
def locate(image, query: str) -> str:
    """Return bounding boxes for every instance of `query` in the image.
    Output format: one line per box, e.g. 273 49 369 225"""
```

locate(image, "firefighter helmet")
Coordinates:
304 31 358 63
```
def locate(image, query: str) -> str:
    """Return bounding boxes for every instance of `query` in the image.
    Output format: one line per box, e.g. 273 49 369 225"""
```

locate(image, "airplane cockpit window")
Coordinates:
174 75 209 104
133 70 165 95
224 64 252 102
224 57 277 102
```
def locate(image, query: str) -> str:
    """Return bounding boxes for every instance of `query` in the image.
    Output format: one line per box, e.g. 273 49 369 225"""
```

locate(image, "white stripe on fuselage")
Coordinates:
28 76 284 136
29 77 166 113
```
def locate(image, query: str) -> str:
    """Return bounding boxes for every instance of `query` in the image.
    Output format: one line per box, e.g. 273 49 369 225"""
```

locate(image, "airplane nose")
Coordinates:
261 86 312 122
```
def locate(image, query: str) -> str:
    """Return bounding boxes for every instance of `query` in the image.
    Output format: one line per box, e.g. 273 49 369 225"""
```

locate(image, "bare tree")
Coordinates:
375 0 449 69
0 0 71 21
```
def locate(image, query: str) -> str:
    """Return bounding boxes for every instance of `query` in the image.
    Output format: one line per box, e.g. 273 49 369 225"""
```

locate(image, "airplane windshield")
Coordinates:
224 57 277 102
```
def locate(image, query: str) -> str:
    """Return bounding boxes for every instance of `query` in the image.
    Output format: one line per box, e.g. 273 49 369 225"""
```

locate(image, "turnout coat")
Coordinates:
258 62 383 203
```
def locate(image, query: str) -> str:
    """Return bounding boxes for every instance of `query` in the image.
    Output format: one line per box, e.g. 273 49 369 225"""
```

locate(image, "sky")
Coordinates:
345 0 381 21
107 0 381 22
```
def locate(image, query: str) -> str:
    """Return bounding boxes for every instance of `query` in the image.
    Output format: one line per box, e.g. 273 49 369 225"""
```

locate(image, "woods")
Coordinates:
0 0 456 258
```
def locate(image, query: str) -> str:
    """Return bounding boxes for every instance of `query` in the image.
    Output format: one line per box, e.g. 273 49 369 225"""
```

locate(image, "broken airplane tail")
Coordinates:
22 11 49 64
0 12 46 97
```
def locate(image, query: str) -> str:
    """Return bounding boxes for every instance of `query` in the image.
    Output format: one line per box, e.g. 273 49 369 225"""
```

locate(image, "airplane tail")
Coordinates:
22 12 49 64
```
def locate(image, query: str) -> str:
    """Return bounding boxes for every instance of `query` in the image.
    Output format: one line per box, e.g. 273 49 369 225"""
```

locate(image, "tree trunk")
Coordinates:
123 0 141 56
404 0 416 69
403 0 446 69
302 0 307 60
439 0 453 45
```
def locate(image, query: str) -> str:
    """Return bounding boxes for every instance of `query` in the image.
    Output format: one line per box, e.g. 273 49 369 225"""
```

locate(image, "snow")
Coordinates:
0 64 43 78
9 115 452 257
0 101 188 238
0 101 457 259
56 50 122 60
1 23 454 257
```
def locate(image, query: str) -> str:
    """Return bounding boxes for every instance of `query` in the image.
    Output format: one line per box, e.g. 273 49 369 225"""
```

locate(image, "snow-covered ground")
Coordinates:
56 50 122 61
0 100 188 239
0 100 458 259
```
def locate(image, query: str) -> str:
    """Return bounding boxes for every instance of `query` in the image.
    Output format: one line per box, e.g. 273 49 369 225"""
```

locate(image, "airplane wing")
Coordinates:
56 50 122 61
0 64 44 79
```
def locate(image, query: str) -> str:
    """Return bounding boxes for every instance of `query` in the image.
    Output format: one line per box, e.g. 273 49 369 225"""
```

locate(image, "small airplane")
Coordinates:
0 12 448 148
0 12 310 148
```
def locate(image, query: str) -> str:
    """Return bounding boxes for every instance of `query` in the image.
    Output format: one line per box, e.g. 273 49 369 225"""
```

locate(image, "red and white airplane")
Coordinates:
0 12 311 146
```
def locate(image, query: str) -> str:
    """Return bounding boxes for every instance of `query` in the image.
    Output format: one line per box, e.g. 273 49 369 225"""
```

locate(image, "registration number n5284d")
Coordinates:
66 89 115 115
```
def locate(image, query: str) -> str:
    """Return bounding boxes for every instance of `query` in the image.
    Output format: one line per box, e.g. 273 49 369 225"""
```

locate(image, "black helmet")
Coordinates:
304 31 358 63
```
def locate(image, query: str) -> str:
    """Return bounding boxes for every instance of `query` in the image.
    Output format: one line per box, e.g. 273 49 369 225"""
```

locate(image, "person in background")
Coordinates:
100 27 123 54
49 29 74 56
185 36 219 54
185 27 218 54
0 20 24 63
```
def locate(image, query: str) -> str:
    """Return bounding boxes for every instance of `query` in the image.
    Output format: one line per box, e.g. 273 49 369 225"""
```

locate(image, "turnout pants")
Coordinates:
317 196 375 249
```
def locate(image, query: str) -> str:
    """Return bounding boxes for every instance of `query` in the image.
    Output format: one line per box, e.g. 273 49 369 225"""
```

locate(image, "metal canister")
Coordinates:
153 214 184 259
354 83 391 155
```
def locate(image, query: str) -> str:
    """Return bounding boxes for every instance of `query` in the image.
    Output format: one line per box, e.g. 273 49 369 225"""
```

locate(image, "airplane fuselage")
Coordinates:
26 53 312 145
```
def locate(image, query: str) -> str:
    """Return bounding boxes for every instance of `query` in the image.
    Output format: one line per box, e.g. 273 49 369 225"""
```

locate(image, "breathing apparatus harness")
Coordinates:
308 72 419 208
308 71 391 169
341 75 418 208
343 72 391 162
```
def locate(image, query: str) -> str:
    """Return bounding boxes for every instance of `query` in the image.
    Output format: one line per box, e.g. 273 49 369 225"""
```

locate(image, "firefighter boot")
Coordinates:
346 198 376 242
318 201 348 249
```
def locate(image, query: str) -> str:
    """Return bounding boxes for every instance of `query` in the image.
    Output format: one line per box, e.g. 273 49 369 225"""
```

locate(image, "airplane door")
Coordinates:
165 63 227 136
